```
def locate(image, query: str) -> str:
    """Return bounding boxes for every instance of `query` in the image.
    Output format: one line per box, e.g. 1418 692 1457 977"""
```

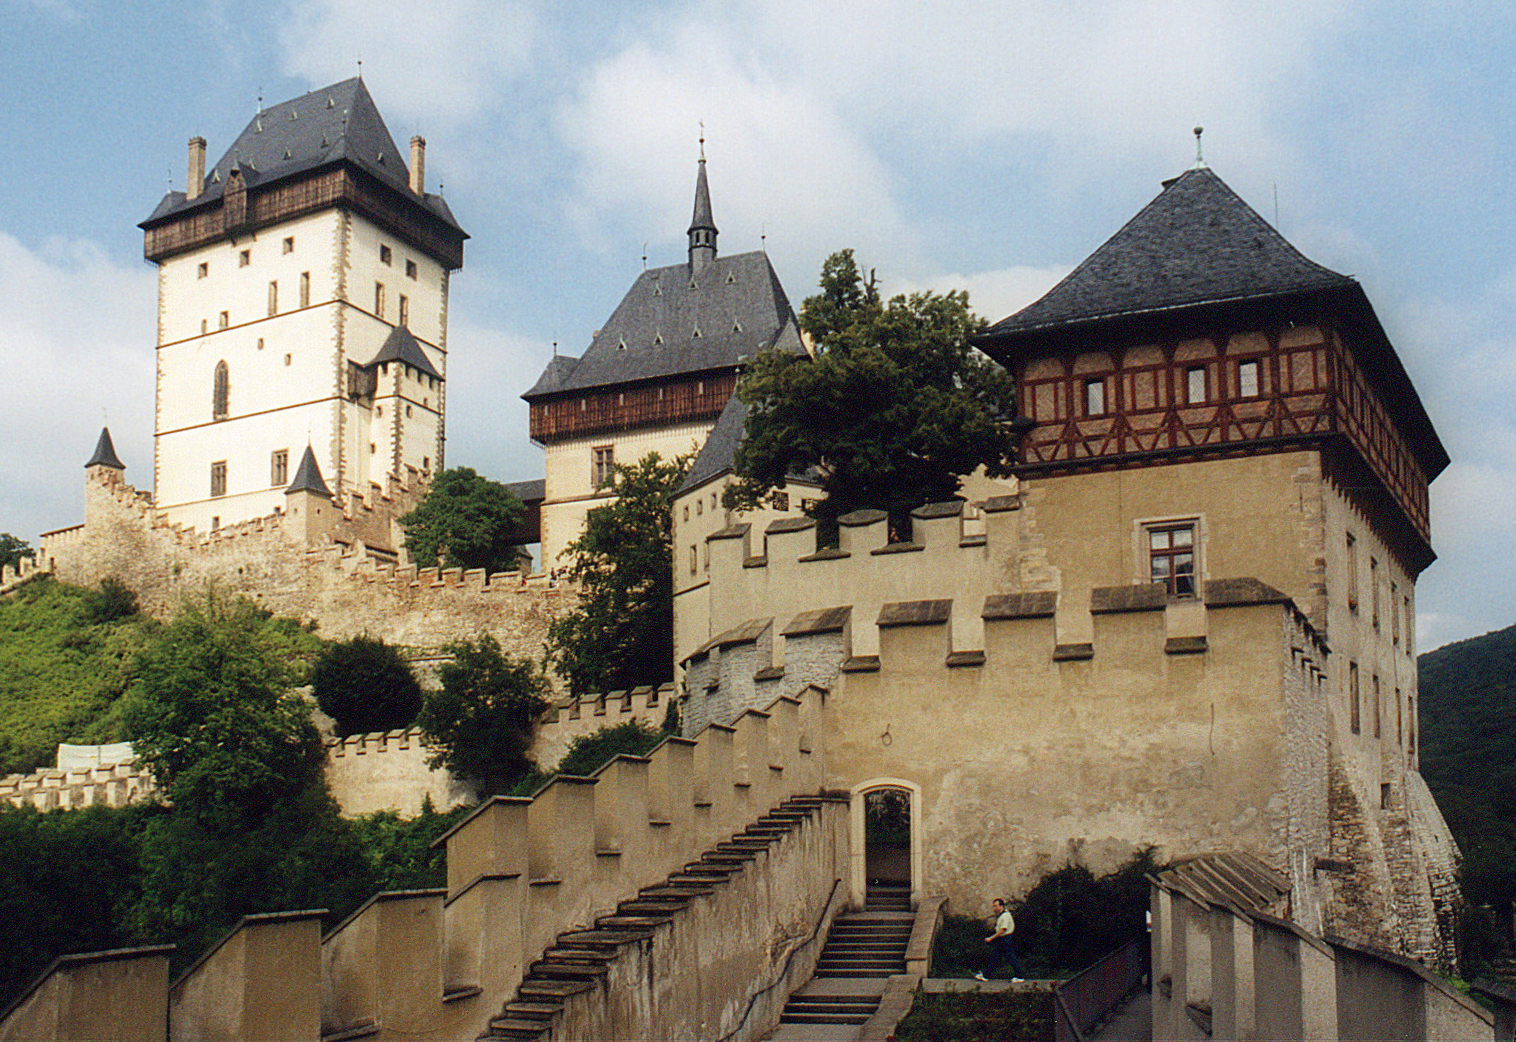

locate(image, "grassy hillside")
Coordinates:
1419 622 1516 957
0 577 156 774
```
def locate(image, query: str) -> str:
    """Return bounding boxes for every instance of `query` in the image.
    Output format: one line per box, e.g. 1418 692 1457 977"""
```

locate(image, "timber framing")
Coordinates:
528 370 737 443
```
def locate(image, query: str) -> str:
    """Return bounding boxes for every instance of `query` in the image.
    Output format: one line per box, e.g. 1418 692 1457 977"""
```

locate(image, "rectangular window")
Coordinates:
197 262 208 278
773 491 789 511
592 445 615 487
1373 674 1381 738
375 282 385 318
282 236 294 254
299 272 310 308
239 249 250 267
1349 662 1360 735
689 545 697 576
406 259 418 280
218 311 229 329
1187 366 1206 404
1346 533 1358 612
1148 523 1196 597
380 244 392 265
267 281 278 316
1380 784 1391 810
1370 557 1380 629
1239 359 1260 397
1085 378 1105 416
210 515 220 531
1392 582 1400 644
1404 596 1413 655
210 460 227 498
1396 687 1403 745
271 449 288 487
399 294 409 326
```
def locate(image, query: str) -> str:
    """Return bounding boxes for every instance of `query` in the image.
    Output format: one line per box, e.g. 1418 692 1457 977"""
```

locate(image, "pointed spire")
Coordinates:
688 132 718 276
284 445 332 499
85 428 125 470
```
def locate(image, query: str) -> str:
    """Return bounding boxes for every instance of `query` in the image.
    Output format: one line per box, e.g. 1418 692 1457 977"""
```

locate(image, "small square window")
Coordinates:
197 262 208 278
380 244 392 265
218 311 229 329
282 237 294 254
1085 378 1105 416
1239 360 1260 397
1148 523 1195 597
369 443 376 454
284 353 292 366
210 516 220 531
406 259 418 280
239 249 250 267
1187 366 1206 404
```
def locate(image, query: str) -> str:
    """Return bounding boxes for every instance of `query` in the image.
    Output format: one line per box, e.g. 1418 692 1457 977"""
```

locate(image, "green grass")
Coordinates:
892 988 1053 1042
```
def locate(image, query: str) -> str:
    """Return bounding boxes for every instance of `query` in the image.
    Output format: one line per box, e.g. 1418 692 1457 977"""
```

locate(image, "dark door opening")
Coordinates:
864 787 912 909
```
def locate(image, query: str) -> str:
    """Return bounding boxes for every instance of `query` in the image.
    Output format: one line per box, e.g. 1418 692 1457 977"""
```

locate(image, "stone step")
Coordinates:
783 998 880 1014
528 959 610 981
501 1001 560 1020
596 913 673 930
484 1016 554 1038
516 977 595 1000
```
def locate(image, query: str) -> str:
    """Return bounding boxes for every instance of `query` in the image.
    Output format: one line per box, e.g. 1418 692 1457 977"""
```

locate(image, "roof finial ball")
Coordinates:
1193 125 1206 169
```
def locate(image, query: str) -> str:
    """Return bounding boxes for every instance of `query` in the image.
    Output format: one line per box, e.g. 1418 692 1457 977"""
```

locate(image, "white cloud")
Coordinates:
277 0 537 126
890 265 1070 325
0 233 156 539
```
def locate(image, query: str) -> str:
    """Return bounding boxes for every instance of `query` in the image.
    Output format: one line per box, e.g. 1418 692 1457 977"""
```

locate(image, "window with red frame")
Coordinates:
1148 524 1196 597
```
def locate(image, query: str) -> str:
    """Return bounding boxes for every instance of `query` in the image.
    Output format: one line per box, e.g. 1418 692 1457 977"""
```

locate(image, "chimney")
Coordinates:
409 136 426 195
187 137 206 200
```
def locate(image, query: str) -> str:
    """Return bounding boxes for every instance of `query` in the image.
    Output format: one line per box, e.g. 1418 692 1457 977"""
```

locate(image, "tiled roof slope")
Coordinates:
141 78 464 235
982 167 1353 339
362 325 442 380
286 445 332 498
523 251 800 399
85 427 125 470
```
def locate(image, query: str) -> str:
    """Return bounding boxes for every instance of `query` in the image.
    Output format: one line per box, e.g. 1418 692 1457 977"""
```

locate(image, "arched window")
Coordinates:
213 361 229 420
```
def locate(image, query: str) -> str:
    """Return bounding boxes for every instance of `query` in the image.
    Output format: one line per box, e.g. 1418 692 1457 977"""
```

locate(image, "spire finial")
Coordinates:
357 57 363 79
642 243 648 270
1193 126 1206 168
699 121 705 162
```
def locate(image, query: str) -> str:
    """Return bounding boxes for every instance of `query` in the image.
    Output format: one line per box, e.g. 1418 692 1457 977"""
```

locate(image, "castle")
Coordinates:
4 80 1473 1040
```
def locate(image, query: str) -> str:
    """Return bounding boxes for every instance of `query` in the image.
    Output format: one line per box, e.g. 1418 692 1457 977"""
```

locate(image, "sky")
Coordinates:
1 0 1512 652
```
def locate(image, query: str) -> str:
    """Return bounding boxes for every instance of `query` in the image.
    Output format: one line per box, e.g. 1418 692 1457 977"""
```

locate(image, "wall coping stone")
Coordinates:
838 509 888 527
170 909 329 993
1053 642 1095 661
1090 584 1168 614
982 591 1057 620
912 500 964 519
877 600 951 627
782 606 851 636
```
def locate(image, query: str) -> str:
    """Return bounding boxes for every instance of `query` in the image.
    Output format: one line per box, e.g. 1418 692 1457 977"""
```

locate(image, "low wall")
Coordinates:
0 761 153 811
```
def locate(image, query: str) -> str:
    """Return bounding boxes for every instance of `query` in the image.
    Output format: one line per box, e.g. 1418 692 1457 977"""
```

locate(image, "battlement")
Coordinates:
0 760 154 811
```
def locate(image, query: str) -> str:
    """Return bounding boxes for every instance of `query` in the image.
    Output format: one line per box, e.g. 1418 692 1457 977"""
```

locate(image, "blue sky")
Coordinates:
2 0 1512 651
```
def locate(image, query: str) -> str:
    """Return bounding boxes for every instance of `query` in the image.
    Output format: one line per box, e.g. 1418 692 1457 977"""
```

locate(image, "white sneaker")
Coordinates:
972 972 987 981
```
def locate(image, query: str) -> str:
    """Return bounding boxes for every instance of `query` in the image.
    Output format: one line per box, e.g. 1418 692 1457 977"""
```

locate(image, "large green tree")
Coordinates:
399 467 525 572
312 635 423 737
549 452 689 695
725 249 1017 537
415 634 549 796
0 533 33 573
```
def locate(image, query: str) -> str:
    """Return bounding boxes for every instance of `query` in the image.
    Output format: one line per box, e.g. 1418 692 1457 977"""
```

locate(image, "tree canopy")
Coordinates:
312 635 424 738
548 451 689 695
725 249 1017 537
416 634 549 796
399 467 525 572
0 533 33 573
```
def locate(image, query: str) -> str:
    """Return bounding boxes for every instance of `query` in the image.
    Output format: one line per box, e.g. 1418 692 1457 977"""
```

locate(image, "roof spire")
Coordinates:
1193 126 1206 169
85 427 125 471
688 129 718 276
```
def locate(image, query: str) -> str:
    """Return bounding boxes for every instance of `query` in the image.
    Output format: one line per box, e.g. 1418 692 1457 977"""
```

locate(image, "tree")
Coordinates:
549 452 689 695
398 467 525 572
121 595 325 826
312 635 423 737
415 634 549 796
0 533 32 573
725 249 1017 539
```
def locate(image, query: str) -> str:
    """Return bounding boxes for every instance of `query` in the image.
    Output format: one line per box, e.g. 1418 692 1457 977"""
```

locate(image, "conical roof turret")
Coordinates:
284 445 332 499
687 147 718 275
85 427 125 470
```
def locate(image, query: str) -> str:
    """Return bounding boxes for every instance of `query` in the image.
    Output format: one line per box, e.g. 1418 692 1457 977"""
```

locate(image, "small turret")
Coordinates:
84 427 125 471
284 445 335 545
687 140 718 277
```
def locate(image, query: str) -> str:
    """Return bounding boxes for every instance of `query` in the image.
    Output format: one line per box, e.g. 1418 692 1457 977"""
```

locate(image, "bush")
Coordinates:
556 720 668 777
312 636 423 737
85 577 139 624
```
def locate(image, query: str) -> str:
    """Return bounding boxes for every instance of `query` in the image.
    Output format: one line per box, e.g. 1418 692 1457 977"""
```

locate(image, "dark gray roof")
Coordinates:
363 325 442 380
980 167 1354 341
285 445 332 498
679 390 748 493
689 158 717 237
84 427 124 470
142 78 464 235
505 478 545 504
522 250 801 399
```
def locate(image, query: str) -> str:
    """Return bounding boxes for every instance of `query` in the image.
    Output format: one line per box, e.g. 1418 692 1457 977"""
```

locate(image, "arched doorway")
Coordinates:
850 779 921 910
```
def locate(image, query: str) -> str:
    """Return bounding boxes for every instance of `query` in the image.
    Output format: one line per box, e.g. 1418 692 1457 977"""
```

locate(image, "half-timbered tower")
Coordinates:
523 155 804 565
139 78 466 534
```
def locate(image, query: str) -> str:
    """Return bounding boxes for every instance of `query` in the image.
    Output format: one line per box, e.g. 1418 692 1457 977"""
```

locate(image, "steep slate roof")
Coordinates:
141 78 464 235
523 250 800 399
84 427 125 470
362 325 442 380
981 167 1354 341
285 445 332 498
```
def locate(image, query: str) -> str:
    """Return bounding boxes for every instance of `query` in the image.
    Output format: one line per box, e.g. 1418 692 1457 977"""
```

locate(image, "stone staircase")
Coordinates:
481 795 831 1041
774 886 915 1031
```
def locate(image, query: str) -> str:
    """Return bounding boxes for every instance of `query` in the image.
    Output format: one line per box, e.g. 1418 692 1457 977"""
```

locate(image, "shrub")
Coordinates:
312 636 423 737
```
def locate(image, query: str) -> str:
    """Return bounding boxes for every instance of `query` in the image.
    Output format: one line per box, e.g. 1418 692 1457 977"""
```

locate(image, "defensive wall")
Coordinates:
0 688 849 1042
681 497 1459 969
33 464 570 664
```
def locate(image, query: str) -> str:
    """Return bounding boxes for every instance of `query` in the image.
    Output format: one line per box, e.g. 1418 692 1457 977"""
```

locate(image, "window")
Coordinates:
369 443 376 454
712 492 717 509
256 337 264 350
202 319 208 334
1392 582 1400 644
299 272 310 308
1370 557 1380 629
683 505 689 522
1346 533 1358 612
1238 359 1260 397
1187 366 1206 404
210 460 227 498
1380 784 1391 811
375 282 385 318
1404 596 1413 655
773 491 789 511
284 353 292 366
1373 674 1381 738
406 404 412 417
218 311 229 329
380 244 392 265
197 262 208 279
271 449 288 486
422 456 429 471
282 236 294 254
406 259 418 280
689 545 697 576
1349 662 1360 734
267 280 278 316
592 445 615 487
376 406 382 417
398 294 409 326
210 516 220 531
1148 524 1196 597
239 249 250 267
1396 687 1403 745
1085 378 1105 416
212 361 229 420
696 499 703 516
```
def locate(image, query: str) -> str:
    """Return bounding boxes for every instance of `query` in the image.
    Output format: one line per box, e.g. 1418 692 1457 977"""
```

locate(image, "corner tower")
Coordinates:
139 78 467 533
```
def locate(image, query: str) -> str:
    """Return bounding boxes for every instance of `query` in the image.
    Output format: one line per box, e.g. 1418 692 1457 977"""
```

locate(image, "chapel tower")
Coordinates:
139 79 467 533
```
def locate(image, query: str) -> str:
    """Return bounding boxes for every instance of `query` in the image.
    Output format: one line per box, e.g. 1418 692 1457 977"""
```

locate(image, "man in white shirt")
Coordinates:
973 897 1026 982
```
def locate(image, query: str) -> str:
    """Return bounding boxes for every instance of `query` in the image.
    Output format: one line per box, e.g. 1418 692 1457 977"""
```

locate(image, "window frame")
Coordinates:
210 460 227 499
591 445 615 488
1146 520 1198 598
271 449 289 487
